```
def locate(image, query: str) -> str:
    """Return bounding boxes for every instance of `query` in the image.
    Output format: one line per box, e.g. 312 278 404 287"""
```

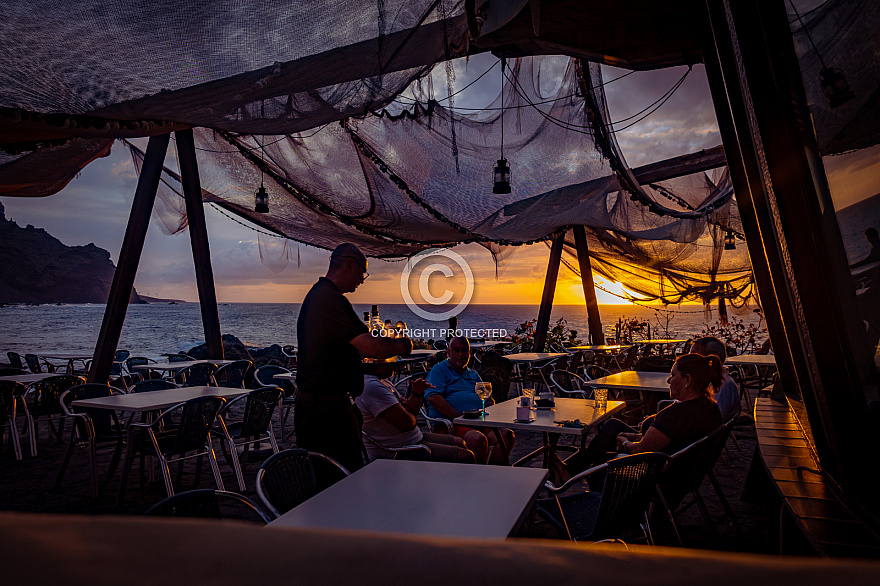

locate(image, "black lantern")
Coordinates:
820 67 855 108
493 158 511 194
724 230 736 250
254 184 269 213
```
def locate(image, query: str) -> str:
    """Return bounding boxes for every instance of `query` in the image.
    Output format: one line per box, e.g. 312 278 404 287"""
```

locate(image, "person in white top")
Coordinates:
356 361 475 463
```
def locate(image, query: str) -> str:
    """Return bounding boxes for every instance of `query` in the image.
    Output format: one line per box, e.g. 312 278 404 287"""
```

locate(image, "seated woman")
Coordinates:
559 353 723 480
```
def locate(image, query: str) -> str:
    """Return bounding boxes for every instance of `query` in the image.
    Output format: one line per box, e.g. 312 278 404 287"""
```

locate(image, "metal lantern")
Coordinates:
254 184 269 213
820 67 855 108
493 158 511 194
724 230 736 250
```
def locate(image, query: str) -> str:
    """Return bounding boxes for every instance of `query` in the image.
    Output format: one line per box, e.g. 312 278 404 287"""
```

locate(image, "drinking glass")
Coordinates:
521 387 535 408
475 382 493 419
594 388 608 410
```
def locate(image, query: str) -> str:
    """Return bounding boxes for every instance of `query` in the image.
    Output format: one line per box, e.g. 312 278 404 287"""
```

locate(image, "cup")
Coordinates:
594 388 608 410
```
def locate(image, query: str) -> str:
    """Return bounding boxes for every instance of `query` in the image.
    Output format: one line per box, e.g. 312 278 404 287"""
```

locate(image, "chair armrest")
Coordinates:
544 460 611 494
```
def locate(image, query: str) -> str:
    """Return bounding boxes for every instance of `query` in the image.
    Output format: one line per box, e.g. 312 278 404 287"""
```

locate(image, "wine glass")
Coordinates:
475 382 493 419
521 387 535 407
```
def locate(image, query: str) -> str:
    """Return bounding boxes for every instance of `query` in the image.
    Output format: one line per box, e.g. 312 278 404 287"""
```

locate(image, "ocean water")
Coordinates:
0 302 765 361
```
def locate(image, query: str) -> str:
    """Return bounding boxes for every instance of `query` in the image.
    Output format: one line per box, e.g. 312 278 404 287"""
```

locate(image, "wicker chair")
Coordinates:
174 362 217 387
256 448 350 519
0 381 32 460
6 352 25 371
537 452 669 543
214 360 253 388
117 396 229 504
217 386 283 490
27 374 84 445
124 357 160 382
24 353 55 374
145 489 272 524
255 365 295 437
54 384 124 498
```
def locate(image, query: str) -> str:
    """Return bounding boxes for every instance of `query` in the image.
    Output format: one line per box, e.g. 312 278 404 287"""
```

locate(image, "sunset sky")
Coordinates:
2 54 878 305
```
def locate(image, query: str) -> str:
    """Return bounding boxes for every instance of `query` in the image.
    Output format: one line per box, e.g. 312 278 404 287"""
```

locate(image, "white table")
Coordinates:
566 344 631 352
583 371 671 394
469 340 510 350
130 359 234 374
504 352 566 363
273 372 296 382
0 372 62 385
454 397 624 477
409 349 440 357
39 353 92 374
726 354 776 367
267 459 548 539
71 385 249 413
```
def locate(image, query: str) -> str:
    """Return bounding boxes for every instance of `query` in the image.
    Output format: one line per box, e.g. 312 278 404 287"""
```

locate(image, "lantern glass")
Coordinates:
254 185 269 213
493 158 511 194
724 230 736 250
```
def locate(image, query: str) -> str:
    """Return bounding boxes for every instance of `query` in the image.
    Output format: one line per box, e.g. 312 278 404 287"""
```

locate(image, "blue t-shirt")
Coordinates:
425 359 484 417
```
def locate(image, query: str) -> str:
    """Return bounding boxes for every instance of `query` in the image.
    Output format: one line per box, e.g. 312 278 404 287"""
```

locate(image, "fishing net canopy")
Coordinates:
0 0 877 307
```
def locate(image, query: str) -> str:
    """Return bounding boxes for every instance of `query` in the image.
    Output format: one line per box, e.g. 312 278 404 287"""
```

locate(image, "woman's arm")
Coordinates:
619 426 671 454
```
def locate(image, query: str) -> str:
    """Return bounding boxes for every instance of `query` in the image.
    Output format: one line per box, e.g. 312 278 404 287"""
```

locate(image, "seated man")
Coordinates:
425 337 515 464
690 335 741 421
356 361 476 463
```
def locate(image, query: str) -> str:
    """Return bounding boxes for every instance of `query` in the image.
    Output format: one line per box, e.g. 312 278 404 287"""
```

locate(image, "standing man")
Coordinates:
296 243 413 472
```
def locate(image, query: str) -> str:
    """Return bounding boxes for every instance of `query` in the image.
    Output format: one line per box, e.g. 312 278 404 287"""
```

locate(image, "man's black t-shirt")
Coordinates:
648 395 722 454
297 277 369 397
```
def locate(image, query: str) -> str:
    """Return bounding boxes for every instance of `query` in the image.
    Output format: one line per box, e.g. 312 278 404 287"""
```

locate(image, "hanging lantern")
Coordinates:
254 184 269 213
820 67 854 108
724 230 736 250
493 158 511 194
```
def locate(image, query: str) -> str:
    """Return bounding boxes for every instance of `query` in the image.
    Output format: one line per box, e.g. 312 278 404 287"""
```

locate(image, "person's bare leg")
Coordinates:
486 429 515 464
462 430 488 463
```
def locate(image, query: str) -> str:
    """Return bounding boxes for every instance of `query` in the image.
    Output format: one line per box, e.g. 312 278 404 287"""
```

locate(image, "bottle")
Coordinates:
396 320 406 338
363 311 370 327
370 305 380 330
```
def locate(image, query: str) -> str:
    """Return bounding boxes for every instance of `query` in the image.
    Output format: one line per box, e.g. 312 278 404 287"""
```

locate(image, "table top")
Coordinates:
584 370 671 393
726 354 777 367
454 397 624 434
130 359 234 372
469 340 509 349
566 344 631 352
273 372 295 381
632 339 688 345
409 349 440 356
0 372 62 384
267 459 548 539
38 353 92 360
503 352 566 363
70 385 249 412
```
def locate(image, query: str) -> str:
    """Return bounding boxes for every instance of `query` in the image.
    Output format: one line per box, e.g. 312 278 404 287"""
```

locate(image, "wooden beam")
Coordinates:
176 129 224 360
632 145 727 184
572 226 605 344
533 235 565 352
89 133 169 383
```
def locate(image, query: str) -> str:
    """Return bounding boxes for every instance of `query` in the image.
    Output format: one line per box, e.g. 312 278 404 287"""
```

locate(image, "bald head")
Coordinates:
326 243 368 293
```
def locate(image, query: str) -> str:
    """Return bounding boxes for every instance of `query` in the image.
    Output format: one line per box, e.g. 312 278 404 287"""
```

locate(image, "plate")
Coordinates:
535 405 554 410
461 410 484 419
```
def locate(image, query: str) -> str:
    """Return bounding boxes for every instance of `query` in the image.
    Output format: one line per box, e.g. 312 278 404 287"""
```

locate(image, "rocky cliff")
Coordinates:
0 201 144 304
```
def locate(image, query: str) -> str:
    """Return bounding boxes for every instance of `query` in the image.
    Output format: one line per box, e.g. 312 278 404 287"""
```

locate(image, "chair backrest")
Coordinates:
214 360 253 388
233 387 283 438
618 346 640 370
567 351 583 375
167 353 195 363
0 381 25 418
175 362 217 387
33 375 84 412
549 369 590 398
256 448 350 518
583 365 612 380
24 354 43 373
115 350 131 362
7 352 24 370
592 452 669 539
155 396 225 456
61 384 119 438
109 350 131 376
144 489 271 524
433 339 447 350
254 365 290 387
125 356 156 376
657 430 716 509
131 379 177 393
476 351 513 403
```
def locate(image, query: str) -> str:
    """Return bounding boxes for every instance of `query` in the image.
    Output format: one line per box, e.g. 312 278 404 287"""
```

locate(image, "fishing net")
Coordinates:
0 0 876 305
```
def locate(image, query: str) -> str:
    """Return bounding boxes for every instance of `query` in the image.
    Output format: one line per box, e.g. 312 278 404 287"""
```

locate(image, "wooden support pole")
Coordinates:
89 133 170 383
572 226 605 344
176 129 224 360
533 235 564 352
717 297 728 324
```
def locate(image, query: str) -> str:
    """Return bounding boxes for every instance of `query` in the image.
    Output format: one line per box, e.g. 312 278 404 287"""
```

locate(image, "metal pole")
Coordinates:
572 226 605 344
176 129 224 360
89 133 170 383
533 235 564 352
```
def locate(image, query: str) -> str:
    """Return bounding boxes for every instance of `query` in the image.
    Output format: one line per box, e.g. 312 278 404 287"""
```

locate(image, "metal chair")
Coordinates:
583 365 612 380
537 452 669 543
27 374 84 445
117 396 229 504
549 369 591 399
214 360 253 388
256 448 350 519
54 384 124 498
217 386 283 490
124 356 160 382
167 353 196 363
174 362 217 387
0 381 33 460
361 430 432 462
24 353 55 374
125 379 179 427
255 365 295 437
281 345 297 369
145 489 272 524
419 405 454 434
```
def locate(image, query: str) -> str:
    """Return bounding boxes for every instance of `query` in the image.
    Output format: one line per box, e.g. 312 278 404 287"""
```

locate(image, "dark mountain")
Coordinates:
0 201 144 304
